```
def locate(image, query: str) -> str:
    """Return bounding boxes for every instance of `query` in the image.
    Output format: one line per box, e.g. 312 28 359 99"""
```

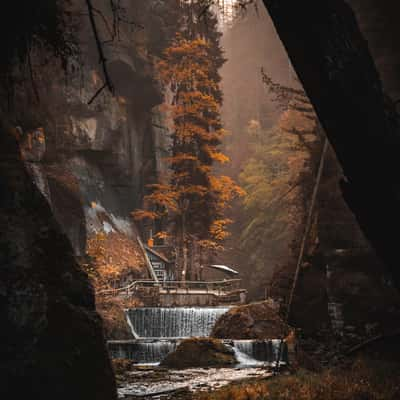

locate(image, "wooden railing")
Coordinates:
97 279 243 297
161 279 242 293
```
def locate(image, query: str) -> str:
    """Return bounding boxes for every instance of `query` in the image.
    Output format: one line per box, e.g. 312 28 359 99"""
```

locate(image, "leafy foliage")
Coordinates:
236 77 321 296
239 117 310 251
134 32 242 276
83 231 146 293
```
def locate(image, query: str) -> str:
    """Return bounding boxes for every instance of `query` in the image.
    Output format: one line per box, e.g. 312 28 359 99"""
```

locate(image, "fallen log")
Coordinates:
346 329 400 355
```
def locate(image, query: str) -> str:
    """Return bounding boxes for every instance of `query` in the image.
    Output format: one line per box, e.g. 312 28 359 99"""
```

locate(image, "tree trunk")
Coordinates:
178 212 188 282
262 0 400 290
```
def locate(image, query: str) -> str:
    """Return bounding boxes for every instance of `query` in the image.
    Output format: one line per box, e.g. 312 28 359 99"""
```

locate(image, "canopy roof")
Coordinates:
205 264 239 275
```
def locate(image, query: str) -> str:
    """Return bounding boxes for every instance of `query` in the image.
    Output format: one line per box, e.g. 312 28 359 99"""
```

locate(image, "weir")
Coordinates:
231 340 287 363
108 339 287 365
108 340 178 364
126 307 229 338
108 306 288 365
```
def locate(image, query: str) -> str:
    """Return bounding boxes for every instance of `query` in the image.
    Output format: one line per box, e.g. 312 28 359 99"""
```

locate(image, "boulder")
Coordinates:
96 298 134 340
160 338 236 369
0 130 117 400
212 301 289 339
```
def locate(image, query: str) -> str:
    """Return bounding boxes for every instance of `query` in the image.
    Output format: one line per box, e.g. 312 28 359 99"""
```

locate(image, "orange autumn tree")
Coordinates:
85 232 121 292
134 35 243 279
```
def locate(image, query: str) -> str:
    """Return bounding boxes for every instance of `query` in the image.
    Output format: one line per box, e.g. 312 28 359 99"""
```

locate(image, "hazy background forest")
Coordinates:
218 3 373 303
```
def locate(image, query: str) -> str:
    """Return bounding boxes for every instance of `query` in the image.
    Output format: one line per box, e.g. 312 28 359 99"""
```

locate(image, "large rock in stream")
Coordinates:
212 301 289 339
0 131 117 399
160 338 236 369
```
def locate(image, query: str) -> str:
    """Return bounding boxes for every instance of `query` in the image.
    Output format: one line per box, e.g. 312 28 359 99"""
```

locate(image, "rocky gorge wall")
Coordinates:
257 0 400 359
0 127 117 399
20 0 174 282
0 1 176 397
219 1 400 349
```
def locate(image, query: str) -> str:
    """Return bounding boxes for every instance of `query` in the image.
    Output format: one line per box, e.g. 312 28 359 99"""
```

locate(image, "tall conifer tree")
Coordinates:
134 4 242 279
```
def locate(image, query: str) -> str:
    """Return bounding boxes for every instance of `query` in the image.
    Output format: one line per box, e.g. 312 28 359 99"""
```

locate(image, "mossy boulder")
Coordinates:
212 301 289 339
160 338 236 369
96 298 133 340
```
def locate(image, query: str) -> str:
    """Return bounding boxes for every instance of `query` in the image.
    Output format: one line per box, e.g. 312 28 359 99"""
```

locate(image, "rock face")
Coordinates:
160 338 236 369
97 299 136 340
347 0 400 101
0 131 117 399
261 0 400 290
15 1 175 285
212 301 289 340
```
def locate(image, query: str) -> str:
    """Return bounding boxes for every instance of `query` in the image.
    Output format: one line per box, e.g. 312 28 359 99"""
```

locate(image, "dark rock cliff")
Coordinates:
0 1 176 397
261 0 400 291
0 129 117 399
19 1 173 282
347 0 400 101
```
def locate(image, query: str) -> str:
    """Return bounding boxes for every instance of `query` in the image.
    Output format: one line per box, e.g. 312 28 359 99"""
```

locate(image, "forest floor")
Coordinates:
192 357 400 400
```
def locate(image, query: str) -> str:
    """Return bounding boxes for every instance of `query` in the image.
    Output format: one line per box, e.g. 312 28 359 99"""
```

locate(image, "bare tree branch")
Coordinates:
85 0 114 103
87 82 108 105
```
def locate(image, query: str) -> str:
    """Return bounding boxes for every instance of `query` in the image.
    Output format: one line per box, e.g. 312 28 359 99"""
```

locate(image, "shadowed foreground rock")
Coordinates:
262 0 400 291
160 338 236 369
212 301 289 339
0 130 117 399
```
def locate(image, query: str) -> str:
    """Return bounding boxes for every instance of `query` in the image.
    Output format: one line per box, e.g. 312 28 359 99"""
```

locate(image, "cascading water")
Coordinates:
126 307 229 338
109 307 288 366
108 340 178 364
230 340 287 366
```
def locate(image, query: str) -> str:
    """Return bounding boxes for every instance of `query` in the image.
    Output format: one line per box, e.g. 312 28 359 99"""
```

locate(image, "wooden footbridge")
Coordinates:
98 279 247 306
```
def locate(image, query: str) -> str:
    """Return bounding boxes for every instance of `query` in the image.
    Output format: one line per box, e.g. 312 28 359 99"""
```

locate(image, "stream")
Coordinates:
110 307 287 398
118 365 274 399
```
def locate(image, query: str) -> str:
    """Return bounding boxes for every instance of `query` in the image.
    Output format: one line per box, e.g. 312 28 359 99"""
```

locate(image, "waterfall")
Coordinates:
232 346 264 366
108 340 178 364
126 307 229 338
108 339 288 365
231 340 287 365
125 311 139 339
110 307 289 366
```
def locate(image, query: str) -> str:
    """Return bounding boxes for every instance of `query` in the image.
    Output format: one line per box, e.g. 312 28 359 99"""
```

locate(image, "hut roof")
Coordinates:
205 264 239 275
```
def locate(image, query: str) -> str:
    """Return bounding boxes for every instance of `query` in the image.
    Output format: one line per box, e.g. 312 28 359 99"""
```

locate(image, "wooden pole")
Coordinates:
137 237 158 282
286 137 329 322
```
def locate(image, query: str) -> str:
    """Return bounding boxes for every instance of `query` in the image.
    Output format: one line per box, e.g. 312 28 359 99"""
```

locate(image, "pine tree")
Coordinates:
134 33 242 280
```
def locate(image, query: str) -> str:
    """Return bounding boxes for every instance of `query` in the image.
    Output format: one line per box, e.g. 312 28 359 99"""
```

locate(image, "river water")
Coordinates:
112 306 286 398
118 365 274 398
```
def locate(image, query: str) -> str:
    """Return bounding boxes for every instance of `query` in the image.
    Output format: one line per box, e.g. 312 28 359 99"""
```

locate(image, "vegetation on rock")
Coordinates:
212 301 289 339
160 338 236 369
194 358 400 400
96 297 137 340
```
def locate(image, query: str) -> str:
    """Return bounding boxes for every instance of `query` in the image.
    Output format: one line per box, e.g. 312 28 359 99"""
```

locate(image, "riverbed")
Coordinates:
118 364 274 399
